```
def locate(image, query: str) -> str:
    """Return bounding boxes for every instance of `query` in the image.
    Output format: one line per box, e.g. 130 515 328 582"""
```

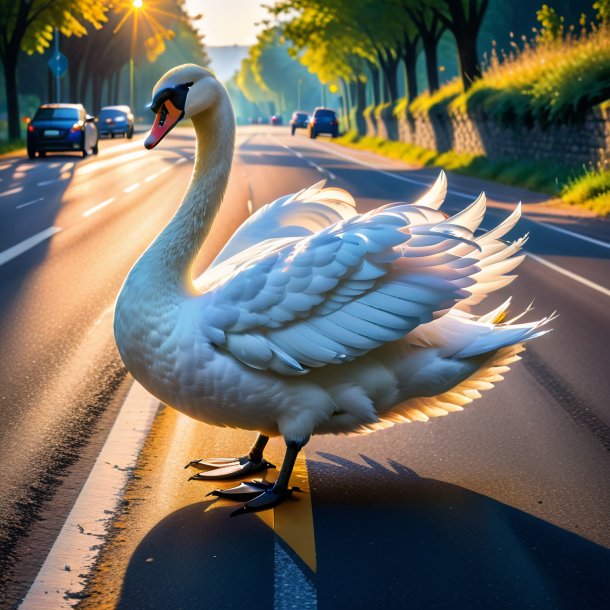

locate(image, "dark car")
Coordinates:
97 105 134 139
308 107 339 139
308 108 339 138
290 111 309 135
27 104 98 159
271 115 283 126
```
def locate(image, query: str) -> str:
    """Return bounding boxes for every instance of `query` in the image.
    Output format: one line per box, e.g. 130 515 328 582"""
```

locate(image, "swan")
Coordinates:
114 64 552 515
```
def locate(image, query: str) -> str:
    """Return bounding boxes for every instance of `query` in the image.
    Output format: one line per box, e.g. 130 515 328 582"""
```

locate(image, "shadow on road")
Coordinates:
113 452 610 609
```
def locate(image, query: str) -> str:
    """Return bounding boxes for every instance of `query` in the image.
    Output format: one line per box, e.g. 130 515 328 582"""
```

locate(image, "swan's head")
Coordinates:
145 64 221 149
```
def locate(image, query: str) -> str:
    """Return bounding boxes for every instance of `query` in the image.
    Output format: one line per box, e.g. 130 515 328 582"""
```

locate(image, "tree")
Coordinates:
403 0 446 93
0 0 106 140
433 0 490 90
62 0 206 115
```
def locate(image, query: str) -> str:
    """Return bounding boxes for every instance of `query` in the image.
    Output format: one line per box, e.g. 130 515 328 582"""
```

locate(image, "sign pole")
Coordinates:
54 29 60 103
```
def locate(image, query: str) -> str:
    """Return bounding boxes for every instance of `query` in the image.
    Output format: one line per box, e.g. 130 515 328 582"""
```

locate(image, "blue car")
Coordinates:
97 105 135 139
27 103 99 159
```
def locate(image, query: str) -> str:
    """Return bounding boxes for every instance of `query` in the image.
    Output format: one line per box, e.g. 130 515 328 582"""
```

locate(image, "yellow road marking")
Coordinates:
202 437 317 573
255 449 317 573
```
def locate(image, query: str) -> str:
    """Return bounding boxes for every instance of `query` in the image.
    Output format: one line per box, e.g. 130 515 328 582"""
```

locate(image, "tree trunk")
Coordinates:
369 64 380 106
92 74 102 114
379 54 400 103
422 36 439 93
113 69 120 104
355 79 367 135
340 78 351 131
402 44 419 103
3 53 21 140
455 31 481 90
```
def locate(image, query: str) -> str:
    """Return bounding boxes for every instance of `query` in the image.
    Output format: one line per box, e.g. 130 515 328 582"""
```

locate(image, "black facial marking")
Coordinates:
150 82 194 114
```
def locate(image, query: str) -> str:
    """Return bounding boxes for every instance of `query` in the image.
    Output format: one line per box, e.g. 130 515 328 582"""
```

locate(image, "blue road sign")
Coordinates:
48 51 68 78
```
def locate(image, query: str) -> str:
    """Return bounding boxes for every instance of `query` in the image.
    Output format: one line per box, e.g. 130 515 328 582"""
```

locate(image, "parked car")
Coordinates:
271 115 283 125
290 111 309 135
97 105 134 139
27 103 98 159
308 107 339 139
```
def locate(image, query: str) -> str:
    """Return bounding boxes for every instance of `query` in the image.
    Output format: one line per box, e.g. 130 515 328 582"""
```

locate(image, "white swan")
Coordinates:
114 64 552 514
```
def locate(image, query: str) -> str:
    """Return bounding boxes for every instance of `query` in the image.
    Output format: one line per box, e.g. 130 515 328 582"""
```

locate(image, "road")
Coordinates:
1 124 609 609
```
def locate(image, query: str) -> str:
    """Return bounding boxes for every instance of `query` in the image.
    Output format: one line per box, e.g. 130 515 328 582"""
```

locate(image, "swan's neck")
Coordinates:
140 95 235 293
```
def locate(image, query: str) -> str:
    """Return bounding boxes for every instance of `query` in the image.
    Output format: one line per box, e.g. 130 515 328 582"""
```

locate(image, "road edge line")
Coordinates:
19 381 160 609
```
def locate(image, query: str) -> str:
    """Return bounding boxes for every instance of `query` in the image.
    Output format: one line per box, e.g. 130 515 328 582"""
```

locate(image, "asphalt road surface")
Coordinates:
0 125 609 609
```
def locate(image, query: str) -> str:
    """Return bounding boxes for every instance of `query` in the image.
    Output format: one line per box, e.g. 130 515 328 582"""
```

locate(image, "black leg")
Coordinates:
185 434 275 480
229 439 307 516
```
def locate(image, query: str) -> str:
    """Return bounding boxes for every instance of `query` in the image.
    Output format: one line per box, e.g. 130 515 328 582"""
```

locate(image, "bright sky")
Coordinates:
184 0 270 47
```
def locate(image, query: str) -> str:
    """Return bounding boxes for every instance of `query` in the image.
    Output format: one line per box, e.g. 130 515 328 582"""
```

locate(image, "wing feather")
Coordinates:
194 177 530 374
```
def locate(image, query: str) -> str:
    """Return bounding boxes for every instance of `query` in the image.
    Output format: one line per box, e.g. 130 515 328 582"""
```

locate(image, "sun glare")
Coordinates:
133 0 143 7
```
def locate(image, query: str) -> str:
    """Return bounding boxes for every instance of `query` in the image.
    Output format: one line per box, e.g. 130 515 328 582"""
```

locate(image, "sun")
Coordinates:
133 0 143 7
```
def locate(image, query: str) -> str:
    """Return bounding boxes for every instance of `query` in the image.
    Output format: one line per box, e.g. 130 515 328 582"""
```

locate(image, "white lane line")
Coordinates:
0 227 61 267
16 197 44 209
61 162 74 172
526 253 610 297
534 221 610 250
37 179 57 187
49 163 60 169
175 157 187 164
160 165 171 174
0 186 24 197
82 197 115 217
144 172 159 183
123 183 140 193
247 199 253 215
321 144 610 248
271 136 334 181
20 382 160 610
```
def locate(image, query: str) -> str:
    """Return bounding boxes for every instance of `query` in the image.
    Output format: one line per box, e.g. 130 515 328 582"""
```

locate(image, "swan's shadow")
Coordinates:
115 454 610 610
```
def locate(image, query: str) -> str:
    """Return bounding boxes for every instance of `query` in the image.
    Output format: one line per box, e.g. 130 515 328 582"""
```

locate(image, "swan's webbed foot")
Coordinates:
187 456 275 481
185 433 274 481
230 483 302 517
209 439 308 516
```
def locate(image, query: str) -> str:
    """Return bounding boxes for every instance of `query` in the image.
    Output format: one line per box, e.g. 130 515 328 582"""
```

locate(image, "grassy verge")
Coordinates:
406 25 610 126
0 139 26 156
335 131 610 216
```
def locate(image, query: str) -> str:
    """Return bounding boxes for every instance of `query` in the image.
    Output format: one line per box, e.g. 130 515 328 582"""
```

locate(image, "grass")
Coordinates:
0 139 26 156
406 25 610 126
336 131 610 216
561 165 610 215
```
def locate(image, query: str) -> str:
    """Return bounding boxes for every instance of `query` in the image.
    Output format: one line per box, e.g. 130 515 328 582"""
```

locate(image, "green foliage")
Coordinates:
0 138 25 155
397 24 610 126
594 0 610 25
536 4 564 44
561 165 610 214
0 0 107 56
407 79 462 115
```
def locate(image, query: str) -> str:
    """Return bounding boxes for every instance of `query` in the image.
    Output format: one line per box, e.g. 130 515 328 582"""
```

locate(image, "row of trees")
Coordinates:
231 27 336 121
240 0 595 131
0 0 207 141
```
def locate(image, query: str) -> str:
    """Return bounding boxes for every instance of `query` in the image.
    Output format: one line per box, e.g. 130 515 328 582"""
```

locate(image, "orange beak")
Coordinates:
145 99 184 149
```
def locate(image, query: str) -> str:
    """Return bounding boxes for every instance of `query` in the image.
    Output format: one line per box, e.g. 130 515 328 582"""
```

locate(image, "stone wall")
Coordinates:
365 104 609 169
